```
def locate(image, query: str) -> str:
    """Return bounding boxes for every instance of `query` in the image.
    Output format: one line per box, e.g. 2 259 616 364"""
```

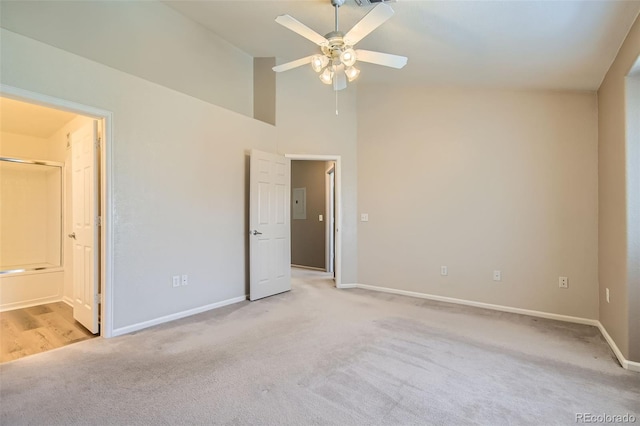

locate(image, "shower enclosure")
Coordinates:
0 157 63 274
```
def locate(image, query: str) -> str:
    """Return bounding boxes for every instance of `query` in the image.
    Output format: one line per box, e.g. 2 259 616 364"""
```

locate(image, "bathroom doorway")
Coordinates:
0 94 106 361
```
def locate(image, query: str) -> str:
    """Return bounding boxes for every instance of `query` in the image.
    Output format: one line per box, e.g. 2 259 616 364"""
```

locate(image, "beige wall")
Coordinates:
275 68 358 284
0 131 50 159
0 27 358 330
357 86 599 319
0 1 253 117
291 160 327 269
254 58 276 126
598 15 640 362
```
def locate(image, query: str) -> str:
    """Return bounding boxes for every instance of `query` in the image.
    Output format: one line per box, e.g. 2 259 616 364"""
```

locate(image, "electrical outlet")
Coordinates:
559 276 568 289
493 270 501 281
181 274 188 286
360 213 369 222
172 276 180 288
606 288 610 303
441 266 448 276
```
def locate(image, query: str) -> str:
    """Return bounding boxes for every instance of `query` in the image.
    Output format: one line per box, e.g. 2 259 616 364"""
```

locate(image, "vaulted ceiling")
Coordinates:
166 0 640 90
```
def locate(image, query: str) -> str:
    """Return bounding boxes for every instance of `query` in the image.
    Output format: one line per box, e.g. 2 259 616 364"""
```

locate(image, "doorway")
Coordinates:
286 154 342 287
0 85 113 360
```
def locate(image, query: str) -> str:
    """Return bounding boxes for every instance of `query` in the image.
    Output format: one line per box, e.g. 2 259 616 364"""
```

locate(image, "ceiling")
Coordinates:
0 97 76 139
165 0 640 91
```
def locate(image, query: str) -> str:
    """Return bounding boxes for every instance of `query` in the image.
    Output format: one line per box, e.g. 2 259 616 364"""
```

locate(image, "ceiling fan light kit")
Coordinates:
272 0 408 92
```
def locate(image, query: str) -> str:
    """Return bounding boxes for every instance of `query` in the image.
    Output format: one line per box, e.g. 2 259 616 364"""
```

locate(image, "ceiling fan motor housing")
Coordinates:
322 32 349 64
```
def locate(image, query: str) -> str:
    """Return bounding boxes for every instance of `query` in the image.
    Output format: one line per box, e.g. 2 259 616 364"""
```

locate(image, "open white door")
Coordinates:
70 120 99 334
249 150 291 301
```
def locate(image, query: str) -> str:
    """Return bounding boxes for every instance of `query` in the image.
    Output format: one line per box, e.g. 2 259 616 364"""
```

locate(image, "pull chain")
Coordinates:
335 90 339 116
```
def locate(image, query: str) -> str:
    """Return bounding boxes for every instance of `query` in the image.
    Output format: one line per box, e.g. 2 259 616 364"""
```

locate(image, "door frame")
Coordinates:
285 154 342 288
1 84 115 338
326 163 335 275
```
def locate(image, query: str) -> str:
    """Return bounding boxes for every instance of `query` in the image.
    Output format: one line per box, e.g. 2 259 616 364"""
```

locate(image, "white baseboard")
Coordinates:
337 283 357 289
62 296 73 307
596 322 640 372
291 264 327 272
345 283 639 372
0 295 64 312
111 295 247 337
354 283 598 326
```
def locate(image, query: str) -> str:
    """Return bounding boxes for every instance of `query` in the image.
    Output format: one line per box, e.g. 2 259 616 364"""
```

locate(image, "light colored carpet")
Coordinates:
1 268 638 425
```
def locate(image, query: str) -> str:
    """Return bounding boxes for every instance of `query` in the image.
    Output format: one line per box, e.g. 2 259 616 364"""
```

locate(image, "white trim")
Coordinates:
291 264 326 272
111 295 247 337
337 283 357 289
1 84 115 338
0 296 65 313
350 282 640 372
285 154 342 288
62 296 74 308
355 283 598 325
325 163 335 274
597 322 640 372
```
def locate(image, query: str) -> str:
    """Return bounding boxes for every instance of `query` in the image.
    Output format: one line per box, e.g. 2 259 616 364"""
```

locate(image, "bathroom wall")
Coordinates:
0 113 89 311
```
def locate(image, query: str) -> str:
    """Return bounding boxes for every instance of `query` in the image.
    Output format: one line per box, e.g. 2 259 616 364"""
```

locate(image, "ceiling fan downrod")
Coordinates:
332 0 345 32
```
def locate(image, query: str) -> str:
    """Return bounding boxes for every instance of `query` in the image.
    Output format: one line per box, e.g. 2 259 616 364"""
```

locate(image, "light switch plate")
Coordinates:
360 213 369 222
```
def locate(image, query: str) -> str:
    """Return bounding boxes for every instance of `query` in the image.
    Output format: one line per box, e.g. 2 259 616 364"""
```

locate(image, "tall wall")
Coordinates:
0 21 358 332
0 1 253 117
357 86 599 319
291 160 327 269
598 14 640 362
275 66 358 284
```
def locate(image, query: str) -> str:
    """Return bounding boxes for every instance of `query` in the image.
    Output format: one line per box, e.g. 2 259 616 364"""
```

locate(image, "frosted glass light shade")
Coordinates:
311 55 329 73
345 66 360 82
319 67 333 84
340 48 357 67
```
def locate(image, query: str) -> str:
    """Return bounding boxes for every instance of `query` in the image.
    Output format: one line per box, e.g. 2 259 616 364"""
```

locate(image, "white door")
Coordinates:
71 120 99 333
249 150 291 301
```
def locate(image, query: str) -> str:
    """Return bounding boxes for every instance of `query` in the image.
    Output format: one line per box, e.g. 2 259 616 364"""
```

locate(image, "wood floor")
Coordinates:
0 302 97 363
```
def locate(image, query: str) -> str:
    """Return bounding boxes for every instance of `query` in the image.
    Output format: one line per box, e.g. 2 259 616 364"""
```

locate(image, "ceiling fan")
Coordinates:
272 0 408 91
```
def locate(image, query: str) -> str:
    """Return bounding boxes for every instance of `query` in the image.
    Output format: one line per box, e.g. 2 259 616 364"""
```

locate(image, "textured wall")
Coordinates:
598 14 640 362
358 86 598 319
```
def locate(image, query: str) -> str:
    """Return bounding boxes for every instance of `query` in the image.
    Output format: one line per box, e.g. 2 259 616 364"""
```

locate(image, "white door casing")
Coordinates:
249 150 291 301
71 120 99 333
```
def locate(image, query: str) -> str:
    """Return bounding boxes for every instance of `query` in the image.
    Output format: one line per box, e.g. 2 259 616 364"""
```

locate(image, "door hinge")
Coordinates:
96 216 102 226
95 136 101 148
95 293 101 304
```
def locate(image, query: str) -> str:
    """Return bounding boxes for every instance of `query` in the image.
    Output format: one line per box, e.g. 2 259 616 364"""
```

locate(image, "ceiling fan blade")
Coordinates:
344 3 394 46
272 56 315 72
355 49 408 69
333 64 347 91
275 15 328 47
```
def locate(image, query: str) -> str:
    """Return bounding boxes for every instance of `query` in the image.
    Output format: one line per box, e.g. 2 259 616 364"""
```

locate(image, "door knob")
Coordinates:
250 230 262 236
68 232 76 239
